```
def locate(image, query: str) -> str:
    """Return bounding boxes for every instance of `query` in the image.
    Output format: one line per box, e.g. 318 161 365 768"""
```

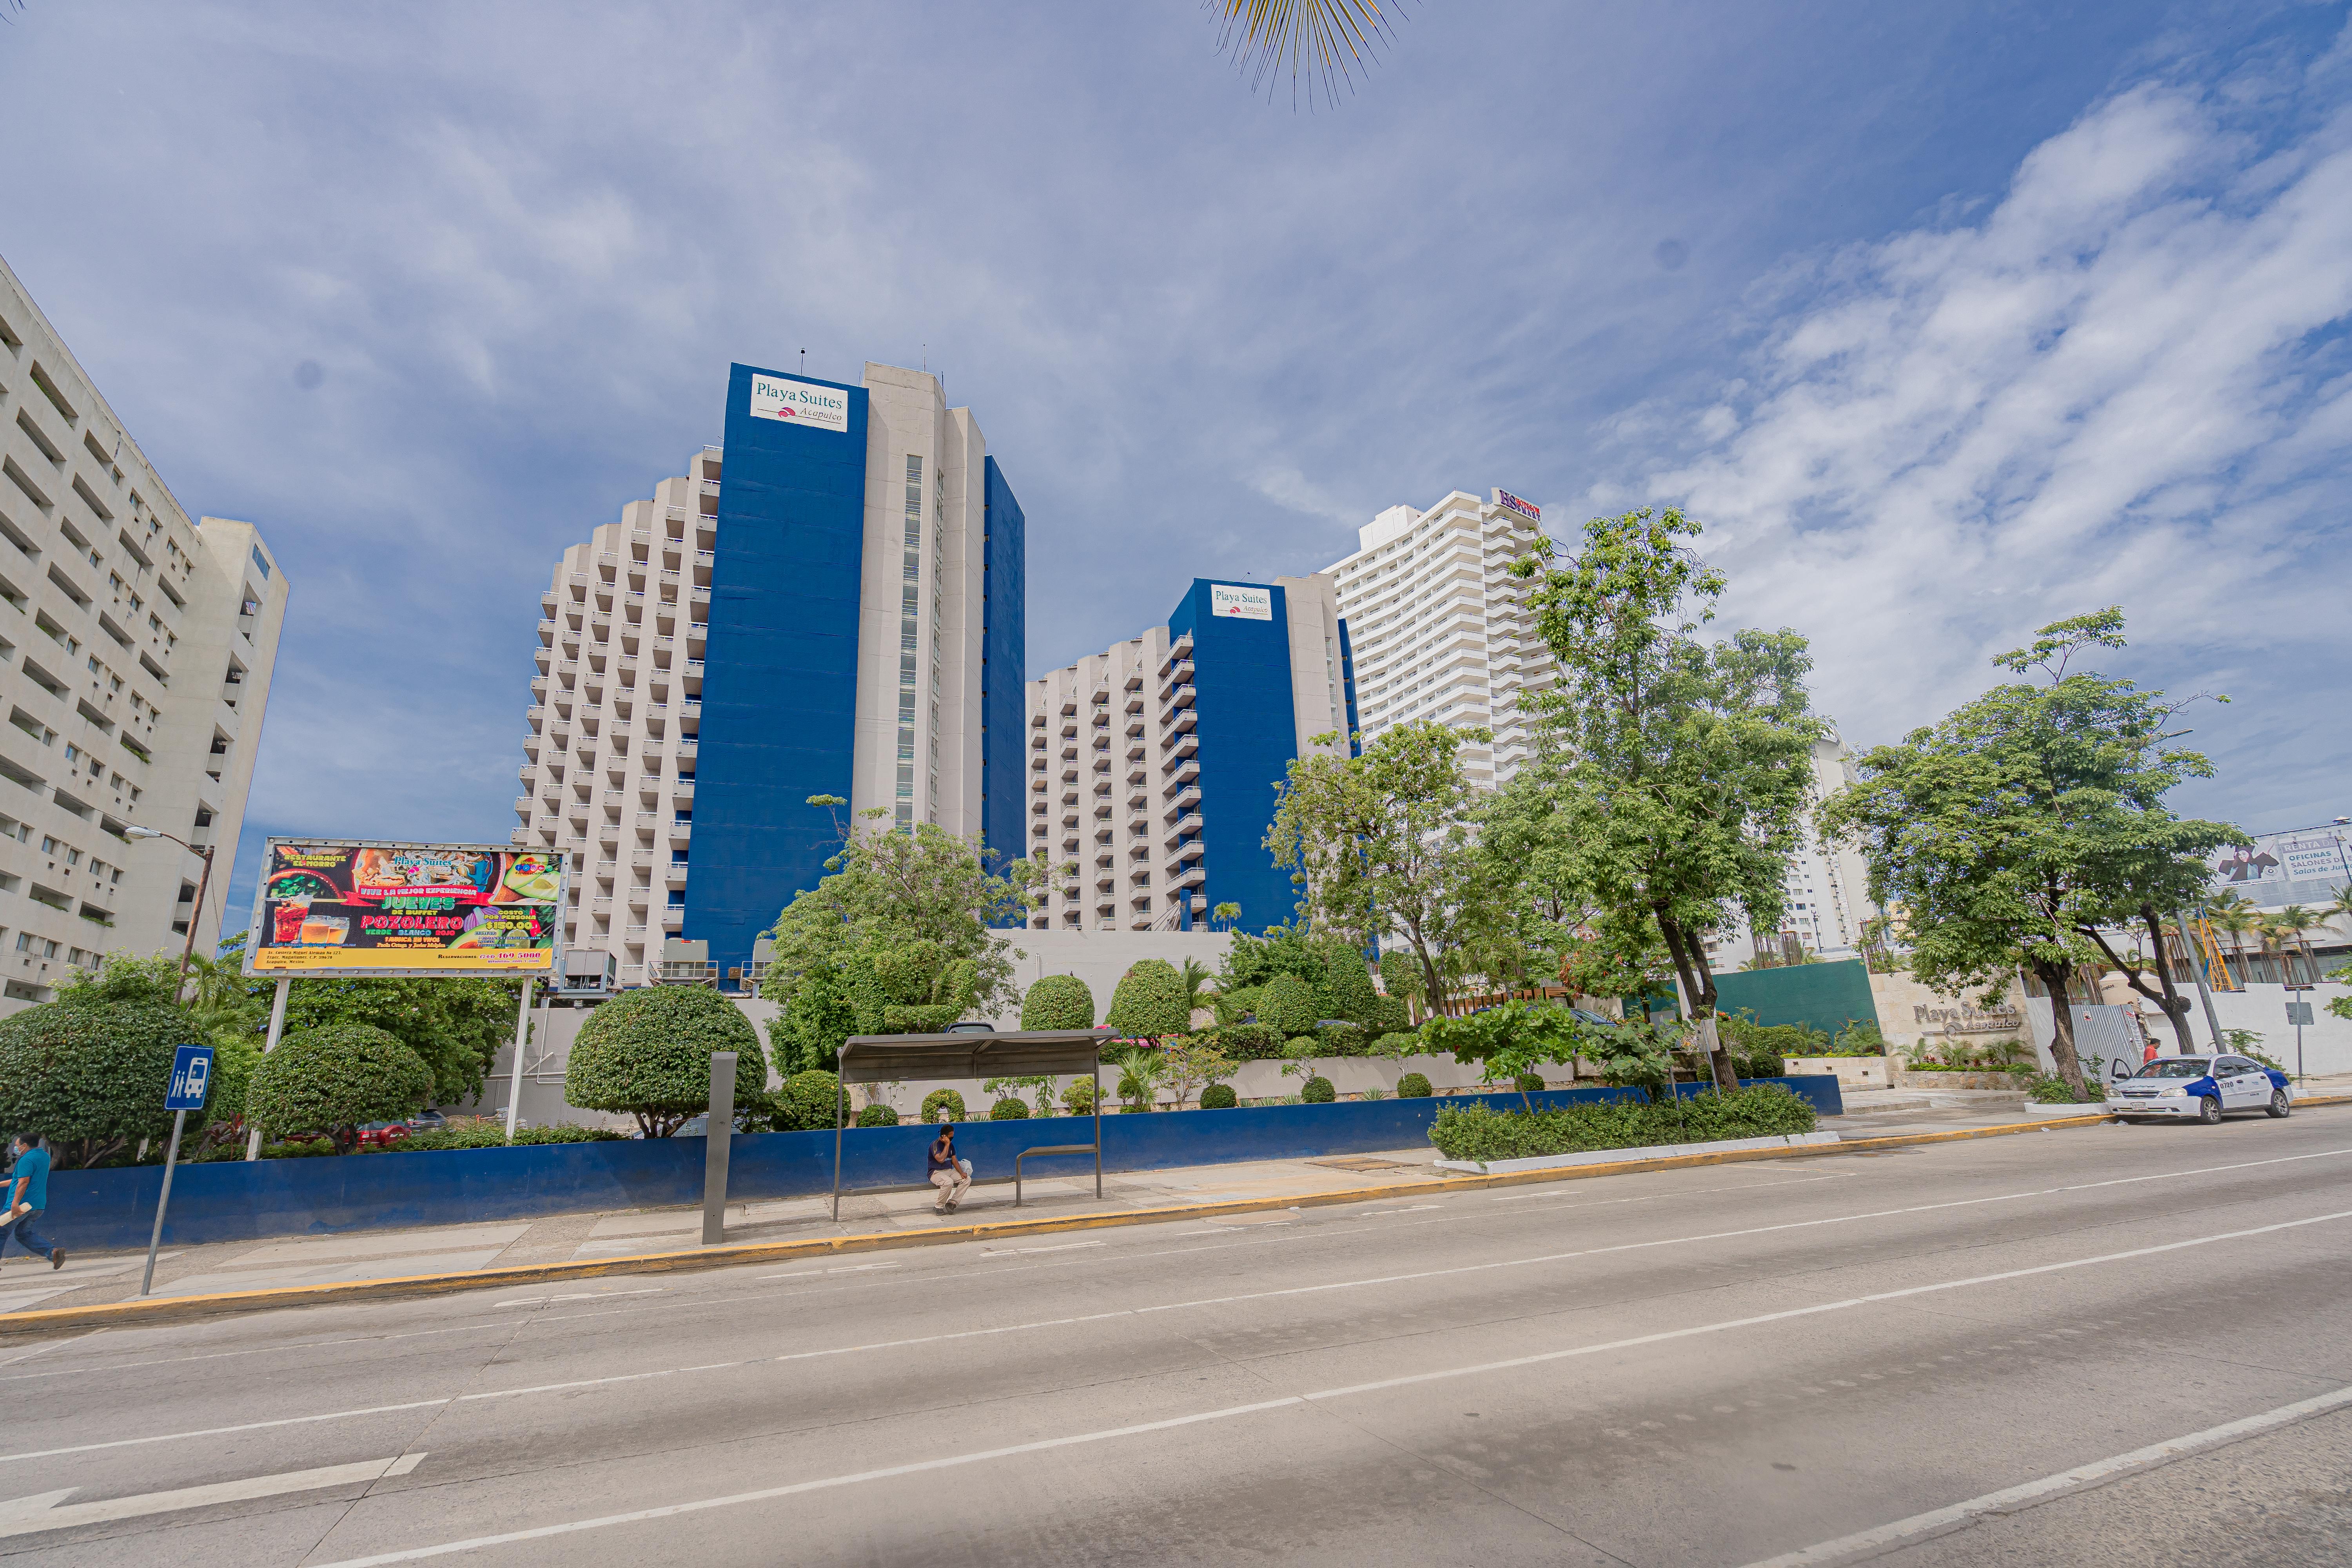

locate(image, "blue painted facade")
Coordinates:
1337 617 1361 753
686 365 871 980
27 1078 1844 1252
981 458 1027 890
1167 579 1300 934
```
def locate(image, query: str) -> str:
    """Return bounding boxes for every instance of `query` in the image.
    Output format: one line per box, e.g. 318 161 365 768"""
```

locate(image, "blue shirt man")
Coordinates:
5 1134 63 1270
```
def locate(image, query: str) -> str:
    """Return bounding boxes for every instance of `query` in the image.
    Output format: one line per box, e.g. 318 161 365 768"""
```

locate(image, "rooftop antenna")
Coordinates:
799 348 806 375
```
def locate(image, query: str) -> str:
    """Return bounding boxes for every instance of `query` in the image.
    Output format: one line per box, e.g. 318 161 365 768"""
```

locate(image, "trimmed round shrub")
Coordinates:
247 1024 434 1151
1106 960 1189 1038
1257 974 1319 1036
1397 1073 1434 1098
1199 1083 1238 1110
0 995 200 1168
1020 973 1096 1030
1372 1032 1419 1058
564 985 768 1137
1060 1079 1098 1114
1317 1022 1366 1057
772 1071 842 1132
1299 1076 1336 1104
922 1089 968 1123
1218 1023 1283 1061
1514 1072 1546 1093
857 1102 900 1128
989 1097 1031 1120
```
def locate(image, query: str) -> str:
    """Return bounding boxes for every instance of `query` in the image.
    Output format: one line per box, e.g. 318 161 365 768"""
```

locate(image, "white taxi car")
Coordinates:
2107 1055 2293 1125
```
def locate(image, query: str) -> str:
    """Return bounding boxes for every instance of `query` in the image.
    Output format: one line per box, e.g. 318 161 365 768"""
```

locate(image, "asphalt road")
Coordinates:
3 1110 2348 1567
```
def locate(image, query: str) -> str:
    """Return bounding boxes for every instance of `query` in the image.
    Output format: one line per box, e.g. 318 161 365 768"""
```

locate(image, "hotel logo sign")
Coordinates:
1494 488 1541 524
1209 584 1273 621
748 374 850 433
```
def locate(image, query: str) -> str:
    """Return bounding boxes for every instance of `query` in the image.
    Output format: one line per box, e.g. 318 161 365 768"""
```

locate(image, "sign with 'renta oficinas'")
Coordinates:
748 373 851 432
243 839 564 977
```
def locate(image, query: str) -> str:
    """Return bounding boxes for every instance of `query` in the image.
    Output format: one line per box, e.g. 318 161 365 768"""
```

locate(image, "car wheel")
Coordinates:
2197 1095 2223 1125
2267 1090 2290 1120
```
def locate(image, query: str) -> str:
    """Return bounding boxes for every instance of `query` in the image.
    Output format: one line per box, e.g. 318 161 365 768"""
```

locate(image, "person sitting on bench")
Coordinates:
928 1123 971 1213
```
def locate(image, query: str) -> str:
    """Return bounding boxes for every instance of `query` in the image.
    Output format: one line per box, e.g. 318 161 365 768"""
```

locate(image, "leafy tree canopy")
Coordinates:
1020 973 1096 1031
1819 609 2243 1094
245 1024 435 1152
0 987 198 1167
564 985 768 1137
1106 959 1189 1038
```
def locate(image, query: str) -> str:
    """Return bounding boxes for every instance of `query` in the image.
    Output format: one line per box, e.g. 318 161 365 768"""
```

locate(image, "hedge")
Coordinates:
1427 1085 1817 1163
1199 1083 1238 1110
564 985 768 1137
1372 1032 1420 1058
1317 1022 1365 1056
1397 1073 1433 1098
247 1024 436 1151
772 1071 842 1132
1106 960 1189 1038
1215 1023 1283 1060
922 1089 968 1123
1257 974 1319 1036
1020 973 1096 1030
1299 1075 1336 1104
0 995 202 1167
989 1097 1032 1120
857 1103 901 1127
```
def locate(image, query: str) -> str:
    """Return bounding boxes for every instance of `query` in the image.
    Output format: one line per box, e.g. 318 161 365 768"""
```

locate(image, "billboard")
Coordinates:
243 840 564 977
2210 826 2351 891
1494 488 1541 524
1209 583 1272 621
747 372 851 432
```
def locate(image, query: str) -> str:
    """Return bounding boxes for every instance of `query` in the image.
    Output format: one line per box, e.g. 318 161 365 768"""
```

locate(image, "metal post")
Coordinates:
245 977 290 1161
701 1050 737 1246
1093 1053 1102 1199
2184 907 2227 1052
831 1045 848 1223
140 1109 188 1296
501 977 535 1142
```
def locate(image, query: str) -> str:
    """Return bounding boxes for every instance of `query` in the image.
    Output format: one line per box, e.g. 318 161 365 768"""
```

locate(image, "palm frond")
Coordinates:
1209 0 1407 111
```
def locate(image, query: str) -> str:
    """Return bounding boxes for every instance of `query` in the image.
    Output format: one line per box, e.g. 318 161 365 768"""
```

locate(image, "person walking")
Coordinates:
927 1123 971 1214
4 1133 64 1271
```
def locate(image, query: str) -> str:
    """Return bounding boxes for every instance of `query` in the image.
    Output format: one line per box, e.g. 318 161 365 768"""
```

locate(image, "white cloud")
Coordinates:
1629 65 2352 826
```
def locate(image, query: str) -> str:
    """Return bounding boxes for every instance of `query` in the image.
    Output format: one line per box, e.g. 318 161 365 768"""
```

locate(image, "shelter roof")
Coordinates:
835 1030 1106 1084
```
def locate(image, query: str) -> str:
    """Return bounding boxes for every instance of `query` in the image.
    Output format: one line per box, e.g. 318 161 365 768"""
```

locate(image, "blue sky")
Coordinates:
1 0 2347 931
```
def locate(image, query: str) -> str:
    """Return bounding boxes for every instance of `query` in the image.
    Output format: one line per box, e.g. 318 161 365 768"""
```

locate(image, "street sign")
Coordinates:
2286 1002 2316 1027
165 1044 215 1111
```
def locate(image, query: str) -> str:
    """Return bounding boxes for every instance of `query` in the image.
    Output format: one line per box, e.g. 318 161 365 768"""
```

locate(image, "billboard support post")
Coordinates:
244 977 291 1162
502 977 535 1142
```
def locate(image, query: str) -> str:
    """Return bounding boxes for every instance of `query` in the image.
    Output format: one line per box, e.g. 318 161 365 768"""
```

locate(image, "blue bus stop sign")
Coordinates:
166 1044 215 1111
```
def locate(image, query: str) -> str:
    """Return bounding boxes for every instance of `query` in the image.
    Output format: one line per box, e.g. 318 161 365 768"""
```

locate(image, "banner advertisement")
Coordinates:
243 840 563 976
2211 827 2350 890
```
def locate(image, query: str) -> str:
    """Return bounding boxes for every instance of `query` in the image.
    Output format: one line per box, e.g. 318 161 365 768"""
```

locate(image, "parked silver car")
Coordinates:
2108 1055 2292 1124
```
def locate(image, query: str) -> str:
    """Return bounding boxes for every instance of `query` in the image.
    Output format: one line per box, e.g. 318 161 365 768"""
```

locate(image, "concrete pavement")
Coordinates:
0 1105 2345 1564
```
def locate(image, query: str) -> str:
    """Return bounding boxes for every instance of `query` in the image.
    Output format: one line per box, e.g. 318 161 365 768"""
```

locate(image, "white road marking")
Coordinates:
982 1241 1106 1257
12 1153 2348 1467
302 1209 2352 1566
492 1289 665 1308
0 1452 425 1539
0 1330 102 1368
1733 1383 2352 1566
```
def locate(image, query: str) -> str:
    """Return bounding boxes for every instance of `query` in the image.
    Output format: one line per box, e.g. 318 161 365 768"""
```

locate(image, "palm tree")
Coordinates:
1177 957 1217 1026
2207 895 2260 988
1210 0 1403 109
1210 901 1240 933
2327 883 2352 960
2270 905 2324 987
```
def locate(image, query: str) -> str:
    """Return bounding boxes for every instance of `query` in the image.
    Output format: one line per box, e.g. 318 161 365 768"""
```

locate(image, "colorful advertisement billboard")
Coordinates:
2210 826 2350 891
242 840 563 977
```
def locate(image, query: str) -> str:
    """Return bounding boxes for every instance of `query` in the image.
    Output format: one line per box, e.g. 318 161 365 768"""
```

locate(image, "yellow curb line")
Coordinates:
6 1096 2345 1339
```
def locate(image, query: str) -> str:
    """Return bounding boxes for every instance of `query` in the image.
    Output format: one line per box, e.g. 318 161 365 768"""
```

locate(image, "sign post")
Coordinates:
701 1052 738 1247
2286 1000 2315 1083
142 1044 216 1297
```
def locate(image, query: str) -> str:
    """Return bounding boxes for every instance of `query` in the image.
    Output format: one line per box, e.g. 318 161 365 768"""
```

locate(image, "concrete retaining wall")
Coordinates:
40 1077 1841 1252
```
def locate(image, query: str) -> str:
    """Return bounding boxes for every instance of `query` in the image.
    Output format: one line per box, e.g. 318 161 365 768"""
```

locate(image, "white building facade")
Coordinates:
0 254 289 1007
1325 488 1555 786
1701 731 1882 973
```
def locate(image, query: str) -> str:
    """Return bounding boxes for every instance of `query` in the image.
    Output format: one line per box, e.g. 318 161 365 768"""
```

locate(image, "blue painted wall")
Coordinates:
687 365 871 980
1337 617 1361 755
28 1078 1844 1253
981 457 1026 897
1169 579 1298 934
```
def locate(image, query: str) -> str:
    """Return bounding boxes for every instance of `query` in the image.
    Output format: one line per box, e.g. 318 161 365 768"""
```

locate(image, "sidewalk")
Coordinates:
0 1090 2103 1319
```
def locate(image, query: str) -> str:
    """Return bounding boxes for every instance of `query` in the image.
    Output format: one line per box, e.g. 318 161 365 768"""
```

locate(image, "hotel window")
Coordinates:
896 456 923 829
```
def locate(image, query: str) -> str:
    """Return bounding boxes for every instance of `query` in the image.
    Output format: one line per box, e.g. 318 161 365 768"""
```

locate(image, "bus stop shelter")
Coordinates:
832 1030 1106 1220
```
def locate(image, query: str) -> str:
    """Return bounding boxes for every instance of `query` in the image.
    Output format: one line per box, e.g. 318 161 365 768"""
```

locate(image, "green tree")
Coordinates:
758 798 1039 1023
1106 960 1189 1038
771 957 856 1076
1177 957 1218 1024
1319 946 1379 1026
1376 950 1424 1024
1820 610 2242 1098
245 1024 435 1153
564 985 768 1137
1265 721 1499 1013
1257 972 1320 1036
1505 506 1825 1091
1020 973 1096 1030
0 978 196 1167
265 975 524 1107
841 937 978 1035
1209 901 1241 932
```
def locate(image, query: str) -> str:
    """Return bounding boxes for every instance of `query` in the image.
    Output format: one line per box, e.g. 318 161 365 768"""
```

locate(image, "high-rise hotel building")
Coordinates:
1326 488 1556 786
0 254 289 1009
517 361 1024 989
1027 575 1354 935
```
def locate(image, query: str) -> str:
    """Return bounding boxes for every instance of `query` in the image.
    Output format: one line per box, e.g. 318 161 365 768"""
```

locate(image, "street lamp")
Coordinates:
123 826 214 986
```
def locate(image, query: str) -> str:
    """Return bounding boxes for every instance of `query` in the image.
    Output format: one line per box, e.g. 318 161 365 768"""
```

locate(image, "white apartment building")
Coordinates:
1326 489 1556 786
1026 573 1350 934
0 254 289 1008
1701 731 1881 972
515 448 715 988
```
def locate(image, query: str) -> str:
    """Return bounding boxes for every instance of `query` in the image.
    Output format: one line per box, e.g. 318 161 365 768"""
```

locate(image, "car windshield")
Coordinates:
2135 1059 2211 1079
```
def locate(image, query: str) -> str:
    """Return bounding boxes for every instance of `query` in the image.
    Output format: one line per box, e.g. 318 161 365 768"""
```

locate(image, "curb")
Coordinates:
7 1098 2346 1338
